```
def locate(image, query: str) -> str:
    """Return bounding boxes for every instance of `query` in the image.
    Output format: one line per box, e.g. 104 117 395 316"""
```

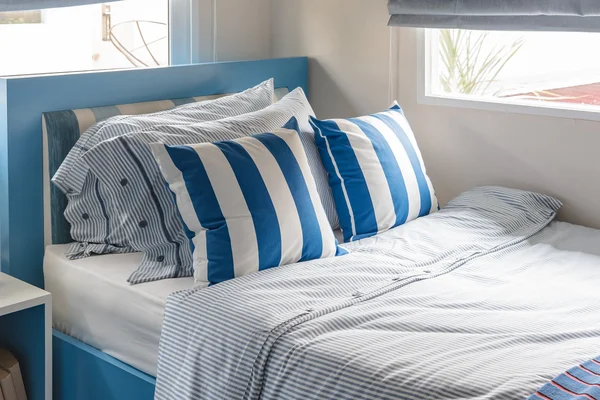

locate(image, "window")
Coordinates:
0 0 171 76
0 11 41 24
421 29 600 119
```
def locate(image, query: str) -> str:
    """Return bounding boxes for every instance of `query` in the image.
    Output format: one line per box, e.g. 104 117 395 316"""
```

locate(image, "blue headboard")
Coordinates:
0 57 309 287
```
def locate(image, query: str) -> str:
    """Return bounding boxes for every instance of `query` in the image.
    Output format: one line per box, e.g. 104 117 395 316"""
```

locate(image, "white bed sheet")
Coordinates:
44 244 194 377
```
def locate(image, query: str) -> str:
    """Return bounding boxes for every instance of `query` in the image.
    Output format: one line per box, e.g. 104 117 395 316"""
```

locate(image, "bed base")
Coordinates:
53 330 155 400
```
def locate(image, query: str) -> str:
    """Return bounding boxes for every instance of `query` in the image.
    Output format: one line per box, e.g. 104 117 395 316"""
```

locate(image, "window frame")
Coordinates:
170 0 216 65
417 28 600 122
0 0 213 77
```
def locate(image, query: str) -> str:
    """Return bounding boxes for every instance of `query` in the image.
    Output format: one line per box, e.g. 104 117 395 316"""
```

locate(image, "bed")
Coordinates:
2 57 600 400
43 245 192 377
0 58 309 400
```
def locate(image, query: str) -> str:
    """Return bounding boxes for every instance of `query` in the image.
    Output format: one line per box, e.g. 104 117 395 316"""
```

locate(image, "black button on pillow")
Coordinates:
120 178 128 187
157 255 165 262
82 213 90 220
139 220 148 228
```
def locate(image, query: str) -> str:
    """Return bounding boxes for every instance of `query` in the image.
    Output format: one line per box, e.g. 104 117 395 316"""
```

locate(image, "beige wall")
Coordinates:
270 0 600 229
271 0 391 118
214 0 272 62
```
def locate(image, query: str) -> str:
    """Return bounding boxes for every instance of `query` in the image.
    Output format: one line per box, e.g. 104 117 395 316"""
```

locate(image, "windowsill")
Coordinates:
417 92 600 122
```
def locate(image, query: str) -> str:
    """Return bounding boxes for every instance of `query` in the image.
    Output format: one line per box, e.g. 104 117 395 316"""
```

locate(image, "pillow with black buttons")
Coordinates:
54 79 276 260
82 87 335 284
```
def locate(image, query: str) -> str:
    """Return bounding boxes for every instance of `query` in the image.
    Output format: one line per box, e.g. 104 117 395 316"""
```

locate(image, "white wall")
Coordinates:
270 0 600 229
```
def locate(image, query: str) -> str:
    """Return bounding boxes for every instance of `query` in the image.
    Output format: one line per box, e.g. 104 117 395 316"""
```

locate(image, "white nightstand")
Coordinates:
0 273 51 400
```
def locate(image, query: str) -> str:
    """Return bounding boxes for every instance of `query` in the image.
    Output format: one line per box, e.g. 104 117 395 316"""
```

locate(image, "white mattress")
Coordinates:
43 229 344 377
44 245 194 377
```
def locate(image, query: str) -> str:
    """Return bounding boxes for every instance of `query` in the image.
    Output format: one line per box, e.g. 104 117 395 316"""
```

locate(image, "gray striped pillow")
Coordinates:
55 79 275 259
82 88 339 284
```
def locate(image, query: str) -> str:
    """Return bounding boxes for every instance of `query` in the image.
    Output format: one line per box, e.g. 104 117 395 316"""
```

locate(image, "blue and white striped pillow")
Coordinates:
310 103 438 243
151 118 346 285
83 88 338 285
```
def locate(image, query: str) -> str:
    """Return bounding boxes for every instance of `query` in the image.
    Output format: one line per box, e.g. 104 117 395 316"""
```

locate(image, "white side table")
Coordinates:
0 273 51 400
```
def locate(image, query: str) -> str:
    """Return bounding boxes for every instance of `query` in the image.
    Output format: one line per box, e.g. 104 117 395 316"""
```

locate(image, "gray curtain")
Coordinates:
388 0 600 31
0 0 118 12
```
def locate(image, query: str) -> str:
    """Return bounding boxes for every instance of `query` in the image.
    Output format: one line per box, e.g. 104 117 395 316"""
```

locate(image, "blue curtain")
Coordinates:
388 0 600 31
0 0 119 12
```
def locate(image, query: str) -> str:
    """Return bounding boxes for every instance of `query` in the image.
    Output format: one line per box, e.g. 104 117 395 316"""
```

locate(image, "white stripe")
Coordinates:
192 229 208 283
336 119 396 234
276 129 337 257
384 110 438 214
360 115 421 222
72 108 97 134
150 144 204 234
117 100 174 115
196 144 260 278
237 136 304 266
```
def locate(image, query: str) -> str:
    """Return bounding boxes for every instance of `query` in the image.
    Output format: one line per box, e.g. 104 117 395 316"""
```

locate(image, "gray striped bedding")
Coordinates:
82 87 339 284
53 79 275 259
154 186 600 400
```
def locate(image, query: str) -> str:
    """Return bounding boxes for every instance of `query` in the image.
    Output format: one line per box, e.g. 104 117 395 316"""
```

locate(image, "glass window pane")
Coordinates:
0 0 169 77
430 29 600 109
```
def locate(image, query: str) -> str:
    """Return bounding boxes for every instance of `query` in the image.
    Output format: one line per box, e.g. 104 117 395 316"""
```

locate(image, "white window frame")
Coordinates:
170 0 216 65
417 28 600 122
0 0 215 77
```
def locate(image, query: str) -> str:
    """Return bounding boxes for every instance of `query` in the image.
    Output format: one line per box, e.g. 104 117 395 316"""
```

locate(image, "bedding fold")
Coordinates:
154 186 581 400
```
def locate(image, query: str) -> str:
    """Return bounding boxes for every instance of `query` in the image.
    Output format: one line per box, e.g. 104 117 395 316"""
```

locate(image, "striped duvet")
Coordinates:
155 187 600 400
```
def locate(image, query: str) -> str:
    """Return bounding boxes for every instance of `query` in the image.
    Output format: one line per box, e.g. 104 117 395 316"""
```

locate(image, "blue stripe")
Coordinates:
537 384 570 400
311 119 353 242
526 395 548 400
44 110 81 244
390 103 403 113
254 132 323 260
214 141 282 271
165 144 235 283
570 367 600 385
89 106 121 123
375 112 432 217
285 117 348 254
583 361 600 375
283 116 300 132
554 373 600 399
312 118 378 241
349 118 409 227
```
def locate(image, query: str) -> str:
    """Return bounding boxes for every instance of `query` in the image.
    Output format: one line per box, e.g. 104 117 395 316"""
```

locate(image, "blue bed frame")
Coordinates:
0 58 309 400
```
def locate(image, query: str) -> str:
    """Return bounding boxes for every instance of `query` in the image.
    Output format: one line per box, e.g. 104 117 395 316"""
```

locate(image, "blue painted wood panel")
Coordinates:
53 330 155 400
0 305 46 400
0 58 309 287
